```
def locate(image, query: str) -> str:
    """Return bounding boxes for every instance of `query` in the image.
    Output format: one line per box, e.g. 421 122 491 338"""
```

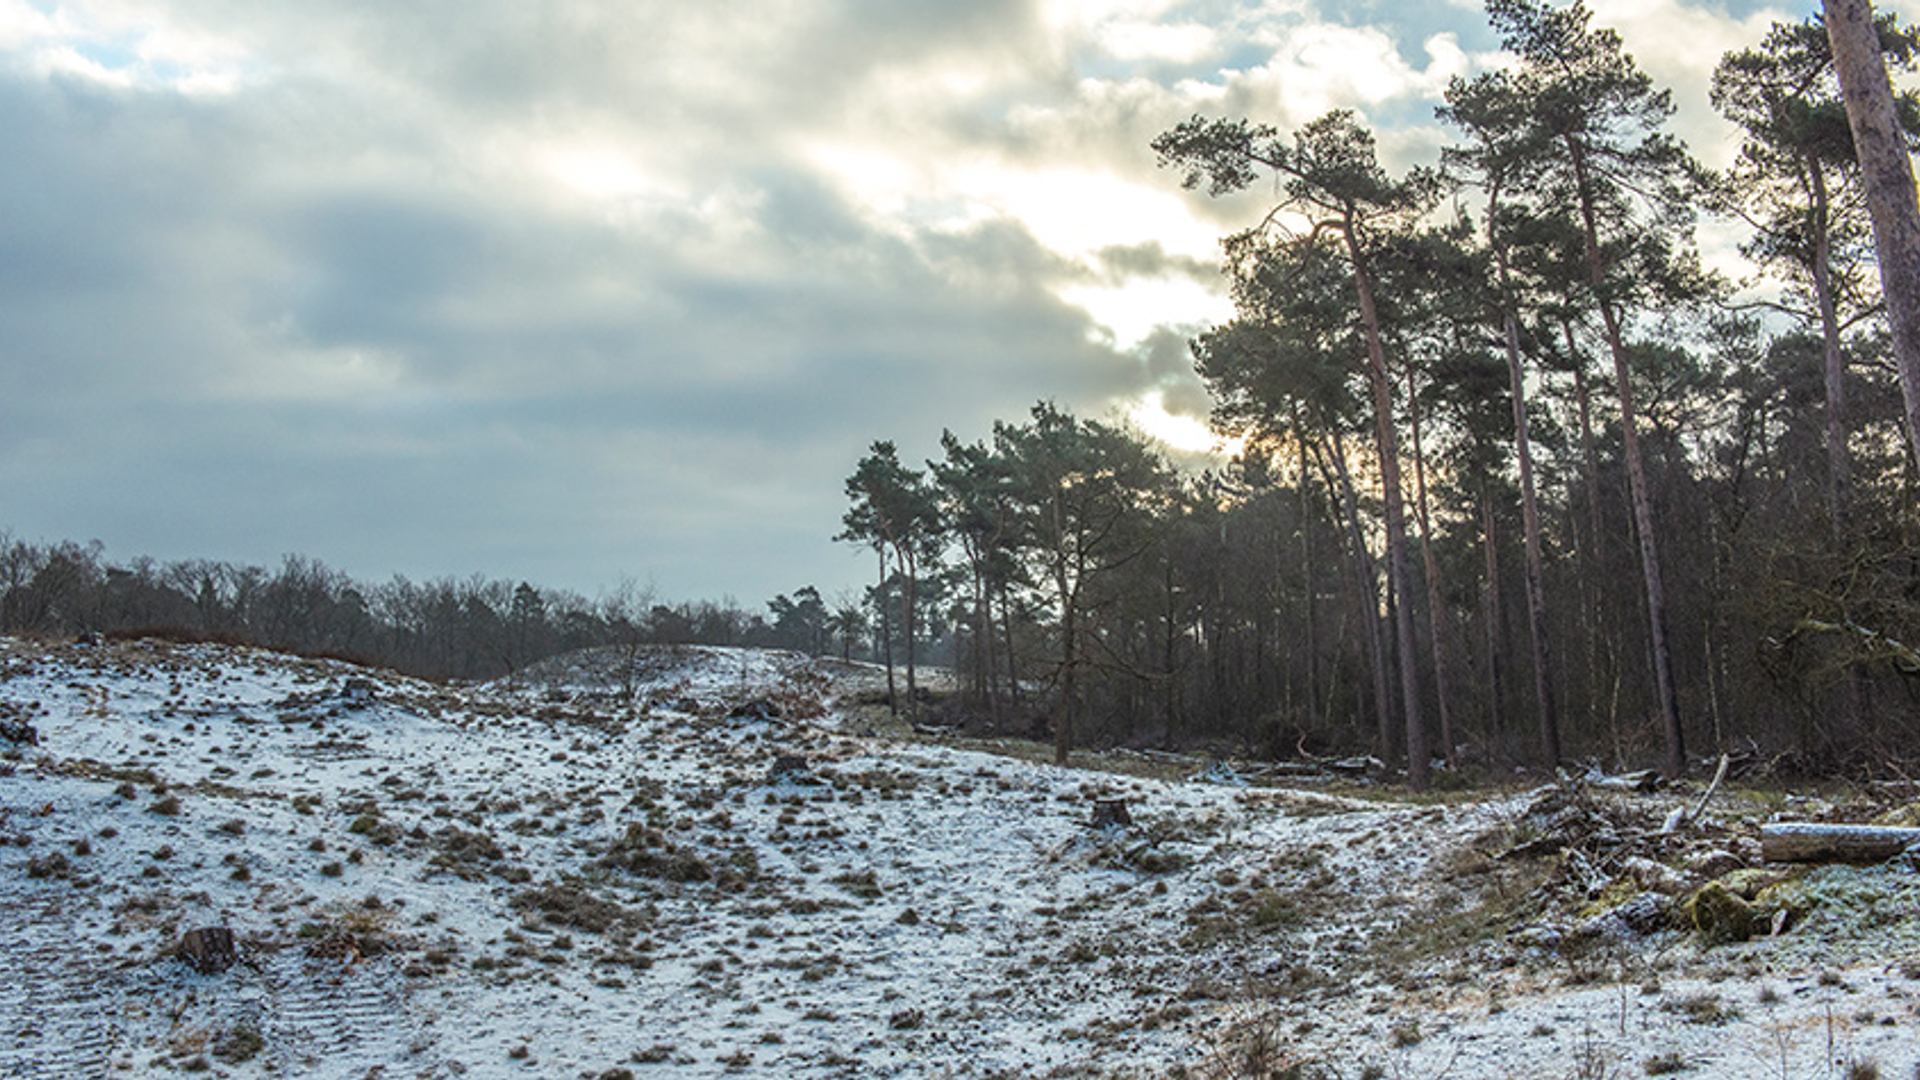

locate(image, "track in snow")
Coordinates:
0 897 124 1078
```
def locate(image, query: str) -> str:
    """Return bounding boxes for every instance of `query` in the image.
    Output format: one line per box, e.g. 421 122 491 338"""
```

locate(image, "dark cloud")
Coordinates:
1090 241 1217 284
1135 327 1212 416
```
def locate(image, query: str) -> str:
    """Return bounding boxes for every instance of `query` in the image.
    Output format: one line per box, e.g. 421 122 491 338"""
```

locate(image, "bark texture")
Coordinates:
1761 822 1920 863
1824 0 1920 472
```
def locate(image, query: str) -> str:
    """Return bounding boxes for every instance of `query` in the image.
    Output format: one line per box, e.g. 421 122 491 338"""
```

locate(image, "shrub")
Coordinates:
211 1025 264 1064
25 852 71 879
1643 1050 1686 1074
511 880 640 935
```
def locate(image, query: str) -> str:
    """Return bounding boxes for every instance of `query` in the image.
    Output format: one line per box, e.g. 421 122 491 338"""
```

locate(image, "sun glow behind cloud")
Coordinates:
967 163 1221 263
801 140 987 236
1129 388 1241 457
804 134 1231 361
1060 274 1229 351
538 143 661 201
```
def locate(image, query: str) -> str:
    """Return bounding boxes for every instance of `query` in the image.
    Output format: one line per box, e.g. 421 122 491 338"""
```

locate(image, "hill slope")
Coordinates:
2 638 1917 1078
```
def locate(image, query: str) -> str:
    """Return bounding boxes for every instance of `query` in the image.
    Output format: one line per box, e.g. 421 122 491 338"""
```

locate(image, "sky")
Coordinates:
0 0 1904 606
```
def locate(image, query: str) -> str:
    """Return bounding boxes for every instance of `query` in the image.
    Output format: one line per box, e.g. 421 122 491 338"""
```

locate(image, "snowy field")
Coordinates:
2 636 1918 1078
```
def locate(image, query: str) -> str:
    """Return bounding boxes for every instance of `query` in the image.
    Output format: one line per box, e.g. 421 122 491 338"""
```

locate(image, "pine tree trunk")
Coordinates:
1317 435 1393 761
1051 488 1077 767
1567 340 1618 747
1570 141 1686 779
1298 422 1322 731
1349 235 1429 788
1601 302 1686 777
1809 157 1852 530
1504 310 1562 768
1408 367 1457 768
999 579 1023 709
903 546 919 711
976 564 998 720
1478 489 1507 752
1055 562 1078 767
1823 0 1920 476
1163 560 1180 735
877 547 897 716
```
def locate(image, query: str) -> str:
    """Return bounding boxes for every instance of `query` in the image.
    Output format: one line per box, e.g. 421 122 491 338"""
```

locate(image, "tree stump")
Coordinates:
729 698 783 722
1090 799 1132 830
338 678 378 707
768 754 810 784
177 926 237 974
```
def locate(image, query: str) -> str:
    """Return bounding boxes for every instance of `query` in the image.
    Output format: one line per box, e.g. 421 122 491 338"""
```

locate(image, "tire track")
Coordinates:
0 898 122 1078
259 952 419 1076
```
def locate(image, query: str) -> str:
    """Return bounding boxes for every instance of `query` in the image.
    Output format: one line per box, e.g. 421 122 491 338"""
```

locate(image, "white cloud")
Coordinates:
537 142 664 202
40 42 133 86
1093 16 1218 63
0 0 256 93
0 1 56 50
226 339 418 404
1224 23 1476 124
801 139 977 235
1589 0 1795 170
958 162 1219 262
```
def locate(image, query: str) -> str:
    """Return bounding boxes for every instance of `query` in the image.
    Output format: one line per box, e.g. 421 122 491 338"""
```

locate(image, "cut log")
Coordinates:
1760 822 1920 863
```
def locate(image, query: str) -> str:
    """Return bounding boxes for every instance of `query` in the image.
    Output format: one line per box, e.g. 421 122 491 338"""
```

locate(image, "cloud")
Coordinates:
0 12 1140 598
1 0 1807 601
1585 0 1800 170
1210 24 1466 123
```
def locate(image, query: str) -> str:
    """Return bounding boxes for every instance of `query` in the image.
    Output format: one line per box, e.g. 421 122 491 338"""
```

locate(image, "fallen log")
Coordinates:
1591 769 1661 793
1760 822 1920 863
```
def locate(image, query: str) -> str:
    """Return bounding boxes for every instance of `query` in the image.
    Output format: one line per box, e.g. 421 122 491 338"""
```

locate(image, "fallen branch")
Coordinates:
1661 753 1730 835
1760 822 1920 863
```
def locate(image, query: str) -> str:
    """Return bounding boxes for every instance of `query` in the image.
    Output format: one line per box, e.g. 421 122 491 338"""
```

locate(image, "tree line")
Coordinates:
842 0 1920 785
0 534 859 683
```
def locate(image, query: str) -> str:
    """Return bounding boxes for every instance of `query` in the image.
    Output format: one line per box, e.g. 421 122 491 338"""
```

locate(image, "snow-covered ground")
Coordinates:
2 636 1917 1078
